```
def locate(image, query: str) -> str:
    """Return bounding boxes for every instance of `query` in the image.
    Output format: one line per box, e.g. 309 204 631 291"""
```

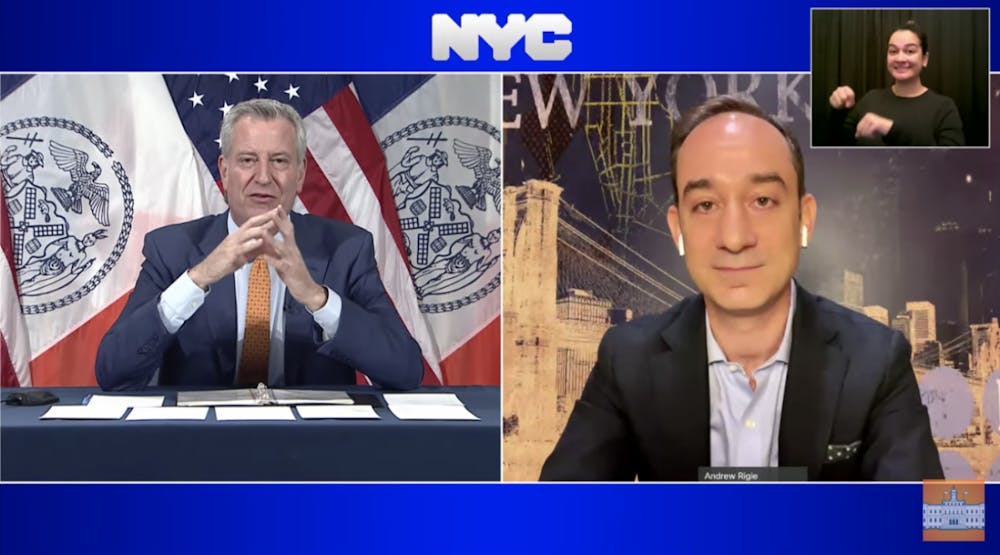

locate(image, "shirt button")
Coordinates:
744 419 756 429
728 364 739 372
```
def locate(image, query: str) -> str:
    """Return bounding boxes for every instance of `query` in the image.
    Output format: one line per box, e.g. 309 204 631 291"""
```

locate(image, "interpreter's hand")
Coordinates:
188 211 277 289
829 86 856 109
855 112 894 139
258 207 328 312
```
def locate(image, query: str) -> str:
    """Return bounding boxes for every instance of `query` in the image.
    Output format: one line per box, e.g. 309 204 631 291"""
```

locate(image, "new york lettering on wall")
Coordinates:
502 74 811 129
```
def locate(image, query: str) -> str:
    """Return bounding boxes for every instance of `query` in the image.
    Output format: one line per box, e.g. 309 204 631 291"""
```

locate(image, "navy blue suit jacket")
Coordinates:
540 285 944 481
96 212 423 391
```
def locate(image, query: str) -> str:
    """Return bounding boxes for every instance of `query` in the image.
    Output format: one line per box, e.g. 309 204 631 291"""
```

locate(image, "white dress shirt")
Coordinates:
706 282 796 467
156 214 342 385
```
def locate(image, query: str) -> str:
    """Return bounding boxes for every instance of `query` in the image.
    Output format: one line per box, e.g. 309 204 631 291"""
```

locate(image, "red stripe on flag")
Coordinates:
299 104 441 385
296 149 439 385
421 359 442 385
1 333 18 387
299 151 353 223
321 89 409 271
439 317 500 385
296 148 358 384
30 293 131 386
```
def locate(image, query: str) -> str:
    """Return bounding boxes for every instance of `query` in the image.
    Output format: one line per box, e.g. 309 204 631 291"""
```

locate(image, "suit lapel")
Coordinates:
195 213 238 384
290 213 327 281
282 213 328 385
779 285 848 479
282 288 308 386
652 296 710 476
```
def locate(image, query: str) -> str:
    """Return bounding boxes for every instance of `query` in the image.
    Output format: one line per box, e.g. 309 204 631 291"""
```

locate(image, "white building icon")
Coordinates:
923 486 985 530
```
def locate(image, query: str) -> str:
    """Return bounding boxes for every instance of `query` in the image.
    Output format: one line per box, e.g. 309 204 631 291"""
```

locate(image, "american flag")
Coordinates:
1 74 501 387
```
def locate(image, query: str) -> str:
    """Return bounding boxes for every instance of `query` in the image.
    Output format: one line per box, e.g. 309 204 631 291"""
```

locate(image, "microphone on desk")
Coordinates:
3 391 60 406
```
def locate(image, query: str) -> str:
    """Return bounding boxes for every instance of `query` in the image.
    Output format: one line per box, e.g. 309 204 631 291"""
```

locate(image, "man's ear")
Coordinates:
218 154 228 182
296 158 305 195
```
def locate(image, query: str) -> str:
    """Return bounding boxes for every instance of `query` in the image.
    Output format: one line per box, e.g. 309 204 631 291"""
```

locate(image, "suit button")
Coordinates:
137 339 156 354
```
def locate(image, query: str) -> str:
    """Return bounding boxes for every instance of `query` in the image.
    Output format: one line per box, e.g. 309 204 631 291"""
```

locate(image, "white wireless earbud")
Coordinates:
801 225 809 249
677 234 685 257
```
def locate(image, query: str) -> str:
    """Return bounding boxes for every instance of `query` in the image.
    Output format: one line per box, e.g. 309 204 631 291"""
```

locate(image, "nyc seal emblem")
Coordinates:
1 117 133 314
381 116 501 313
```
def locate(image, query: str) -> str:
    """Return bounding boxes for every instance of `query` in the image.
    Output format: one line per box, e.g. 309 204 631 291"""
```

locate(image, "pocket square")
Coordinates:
826 440 862 463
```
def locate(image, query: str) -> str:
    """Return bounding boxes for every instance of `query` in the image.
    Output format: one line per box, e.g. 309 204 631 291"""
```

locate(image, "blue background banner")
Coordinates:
0 0 995 71
0 483 997 552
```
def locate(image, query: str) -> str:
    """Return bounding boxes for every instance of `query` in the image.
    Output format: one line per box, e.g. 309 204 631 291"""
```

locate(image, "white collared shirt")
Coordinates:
156 214 342 385
706 282 796 467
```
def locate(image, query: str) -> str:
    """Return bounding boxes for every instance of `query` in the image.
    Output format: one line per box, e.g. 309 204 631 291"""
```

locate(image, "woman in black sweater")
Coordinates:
828 21 964 146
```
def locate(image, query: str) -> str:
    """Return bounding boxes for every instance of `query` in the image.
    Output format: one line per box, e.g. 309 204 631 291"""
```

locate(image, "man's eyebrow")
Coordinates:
749 172 787 189
681 178 711 197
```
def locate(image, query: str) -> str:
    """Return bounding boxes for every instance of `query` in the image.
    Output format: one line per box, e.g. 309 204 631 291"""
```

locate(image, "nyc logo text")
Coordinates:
431 14 572 61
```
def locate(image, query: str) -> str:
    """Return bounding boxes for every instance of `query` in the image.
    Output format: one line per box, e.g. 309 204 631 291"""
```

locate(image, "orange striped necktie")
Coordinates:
239 257 270 386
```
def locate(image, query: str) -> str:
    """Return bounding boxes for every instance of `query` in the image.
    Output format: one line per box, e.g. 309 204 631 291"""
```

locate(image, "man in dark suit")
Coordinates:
541 96 942 481
96 99 423 391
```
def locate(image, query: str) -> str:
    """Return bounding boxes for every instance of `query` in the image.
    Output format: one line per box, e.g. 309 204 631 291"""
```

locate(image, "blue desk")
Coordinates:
1 387 500 481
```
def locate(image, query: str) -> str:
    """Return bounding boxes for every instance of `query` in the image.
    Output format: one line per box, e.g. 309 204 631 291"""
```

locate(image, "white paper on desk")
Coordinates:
382 393 464 406
215 406 295 421
126 407 209 421
40 405 128 420
388 404 479 421
87 394 165 409
296 405 380 419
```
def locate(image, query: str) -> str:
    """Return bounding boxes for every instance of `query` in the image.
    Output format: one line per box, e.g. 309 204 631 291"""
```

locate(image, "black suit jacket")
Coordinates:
540 285 943 481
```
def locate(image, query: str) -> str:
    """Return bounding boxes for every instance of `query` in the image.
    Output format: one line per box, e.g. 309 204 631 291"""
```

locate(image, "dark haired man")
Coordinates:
541 95 943 481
